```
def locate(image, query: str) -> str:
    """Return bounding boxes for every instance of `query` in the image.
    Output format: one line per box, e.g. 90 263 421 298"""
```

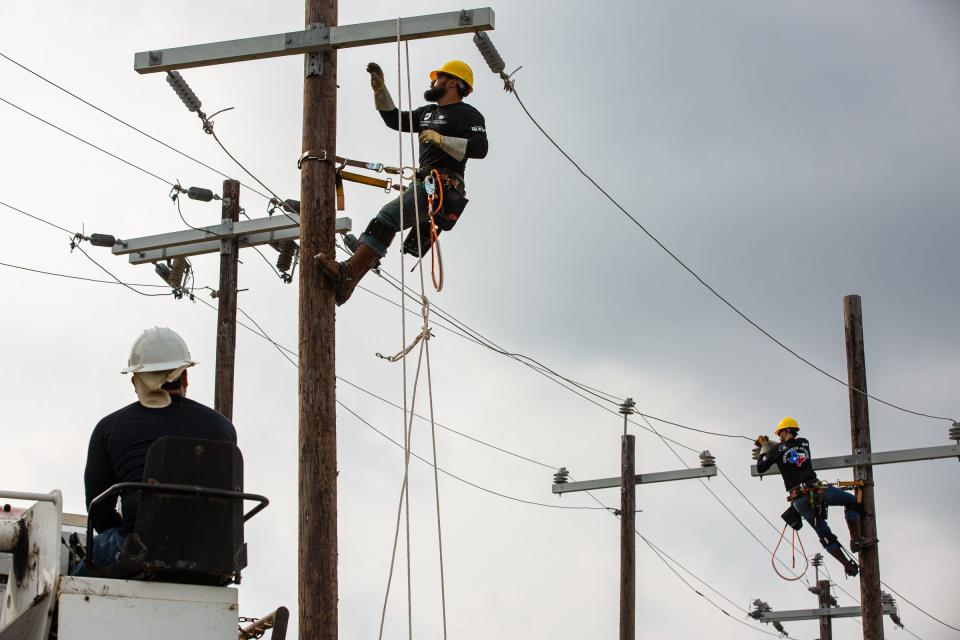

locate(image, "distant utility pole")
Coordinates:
129 6 496 638
214 179 239 420
750 555 902 640
552 399 718 640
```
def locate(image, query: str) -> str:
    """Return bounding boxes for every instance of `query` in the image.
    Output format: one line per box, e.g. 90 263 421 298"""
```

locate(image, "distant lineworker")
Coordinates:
316 60 488 305
755 417 876 577
79 327 237 573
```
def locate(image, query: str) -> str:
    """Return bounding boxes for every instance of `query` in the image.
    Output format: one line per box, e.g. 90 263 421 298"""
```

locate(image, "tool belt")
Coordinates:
401 168 469 257
786 481 827 524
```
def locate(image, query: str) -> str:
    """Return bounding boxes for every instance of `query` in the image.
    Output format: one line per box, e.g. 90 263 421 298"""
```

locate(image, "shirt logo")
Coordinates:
785 449 808 467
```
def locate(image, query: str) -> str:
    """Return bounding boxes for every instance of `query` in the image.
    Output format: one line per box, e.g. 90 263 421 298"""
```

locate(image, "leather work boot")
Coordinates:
315 243 381 306
827 546 859 577
846 518 877 553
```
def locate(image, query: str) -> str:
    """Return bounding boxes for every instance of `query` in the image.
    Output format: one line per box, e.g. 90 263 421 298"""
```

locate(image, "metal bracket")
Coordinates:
298 150 328 168
459 9 473 26
148 50 162 67
305 23 325 77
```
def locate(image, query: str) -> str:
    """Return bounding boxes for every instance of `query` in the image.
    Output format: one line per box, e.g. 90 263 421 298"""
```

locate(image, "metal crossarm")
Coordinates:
751 444 960 477
135 8 495 73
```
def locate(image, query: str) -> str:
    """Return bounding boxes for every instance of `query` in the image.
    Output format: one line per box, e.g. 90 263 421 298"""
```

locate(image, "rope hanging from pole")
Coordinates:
376 19 449 640
771 524 809 582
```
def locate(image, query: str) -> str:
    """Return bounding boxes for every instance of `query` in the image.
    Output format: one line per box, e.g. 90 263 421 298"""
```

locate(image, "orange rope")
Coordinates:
426 169 444 291
771 524 810 581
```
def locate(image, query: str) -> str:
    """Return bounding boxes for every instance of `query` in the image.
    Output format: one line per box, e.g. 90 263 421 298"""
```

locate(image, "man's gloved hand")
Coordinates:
419 130 443 146
752 435 772 460
367 62 385 90
367 62 395 111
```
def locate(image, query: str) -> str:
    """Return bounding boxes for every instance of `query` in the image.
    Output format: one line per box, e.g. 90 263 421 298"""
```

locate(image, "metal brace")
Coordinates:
305 23 325 77
298 150 328 169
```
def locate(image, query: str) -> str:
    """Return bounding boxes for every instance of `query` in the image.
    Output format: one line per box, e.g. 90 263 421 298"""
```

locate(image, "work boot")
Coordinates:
827 546 859 577
315 243 381 306
846 518 877 553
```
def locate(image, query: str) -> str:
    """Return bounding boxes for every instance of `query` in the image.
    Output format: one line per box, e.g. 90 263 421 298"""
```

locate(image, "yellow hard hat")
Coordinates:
774 416 799 435
430 60 474 93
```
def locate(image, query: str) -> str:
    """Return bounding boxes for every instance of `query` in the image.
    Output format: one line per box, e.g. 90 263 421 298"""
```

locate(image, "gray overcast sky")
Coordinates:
1 1 958 638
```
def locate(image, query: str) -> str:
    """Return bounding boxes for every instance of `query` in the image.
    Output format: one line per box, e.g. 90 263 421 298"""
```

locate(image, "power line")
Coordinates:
881 580 960 633
0 95 174 187
0 261 168 288
510 87 954 424
0 199 80 236
338 400 610 512
0 50 271 201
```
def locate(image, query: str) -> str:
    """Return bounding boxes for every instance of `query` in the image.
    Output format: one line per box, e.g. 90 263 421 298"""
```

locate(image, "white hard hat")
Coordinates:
121 327 197 374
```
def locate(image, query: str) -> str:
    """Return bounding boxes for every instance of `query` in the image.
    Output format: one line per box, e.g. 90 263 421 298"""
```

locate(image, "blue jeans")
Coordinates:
360 183 433 257
73 527 128 575
792 486 859 551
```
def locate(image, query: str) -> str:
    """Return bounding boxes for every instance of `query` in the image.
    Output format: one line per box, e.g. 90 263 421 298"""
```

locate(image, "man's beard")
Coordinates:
423 85 444 102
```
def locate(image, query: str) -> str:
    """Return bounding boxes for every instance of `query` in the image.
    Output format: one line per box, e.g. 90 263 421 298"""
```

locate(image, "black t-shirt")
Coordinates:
379 101 488 178
84 396 238 533
756 436 818 491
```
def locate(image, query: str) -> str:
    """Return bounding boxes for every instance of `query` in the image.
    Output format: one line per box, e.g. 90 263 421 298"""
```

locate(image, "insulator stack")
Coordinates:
167 257 189 289
699 450 716 468
949 421 960 442
155 263 172 283
553 467 570 485
619 398 636 416
811 553 823 567
473 32 506 75
89 233 117 247
772 621 786 635
187 186 215 202
273 240 298 273
751 446 761 461
166 71 202 113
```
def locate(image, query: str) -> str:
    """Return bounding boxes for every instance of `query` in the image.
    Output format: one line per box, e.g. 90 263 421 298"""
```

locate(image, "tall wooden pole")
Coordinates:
214 178 240 420
843 295 884 639
620 434 635 640
817 579 833 640
299 0 338 637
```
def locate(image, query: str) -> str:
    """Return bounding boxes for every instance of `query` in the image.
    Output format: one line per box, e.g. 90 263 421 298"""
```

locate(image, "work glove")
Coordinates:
419 130 443 146
419 130 470 161
367 62 385 90
752 435 772 460
367 62 395 111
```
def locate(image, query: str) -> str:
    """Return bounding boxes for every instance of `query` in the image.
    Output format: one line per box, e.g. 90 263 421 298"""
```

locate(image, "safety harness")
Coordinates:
334 155 469 292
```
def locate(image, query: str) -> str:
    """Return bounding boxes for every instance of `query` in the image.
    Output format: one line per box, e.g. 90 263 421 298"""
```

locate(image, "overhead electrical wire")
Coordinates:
0 261 168 289
0 50 271 201
0 96 175 187
509 87 954 424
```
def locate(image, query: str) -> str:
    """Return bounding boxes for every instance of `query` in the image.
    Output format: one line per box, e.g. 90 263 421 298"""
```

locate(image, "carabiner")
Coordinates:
423 174 437 197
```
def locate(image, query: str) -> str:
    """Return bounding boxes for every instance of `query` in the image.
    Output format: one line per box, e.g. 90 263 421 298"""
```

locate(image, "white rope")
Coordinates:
376 17 414 640
403 40 449 640
377 24 449 640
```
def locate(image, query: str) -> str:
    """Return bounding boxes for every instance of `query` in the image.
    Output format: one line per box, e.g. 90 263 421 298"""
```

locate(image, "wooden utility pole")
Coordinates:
555 399 717 640
817 579 833 640
214 179 240 420
843 294 884 639
620 434 635 640
127 10 494 639
299 0 338 637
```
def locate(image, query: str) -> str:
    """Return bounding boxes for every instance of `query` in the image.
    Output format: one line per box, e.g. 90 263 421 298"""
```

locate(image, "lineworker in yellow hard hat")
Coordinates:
755 417 876 577
316 60 488 305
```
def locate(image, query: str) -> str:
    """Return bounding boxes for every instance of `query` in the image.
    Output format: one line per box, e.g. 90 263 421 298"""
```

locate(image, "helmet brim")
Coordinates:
122 360 197 374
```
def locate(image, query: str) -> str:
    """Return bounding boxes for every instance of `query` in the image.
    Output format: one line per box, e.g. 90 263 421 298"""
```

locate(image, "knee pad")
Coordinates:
364 218 396 248
819 532 839 551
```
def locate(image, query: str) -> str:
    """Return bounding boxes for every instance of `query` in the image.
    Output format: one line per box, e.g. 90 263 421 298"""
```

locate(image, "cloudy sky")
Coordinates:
1 1 958 638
